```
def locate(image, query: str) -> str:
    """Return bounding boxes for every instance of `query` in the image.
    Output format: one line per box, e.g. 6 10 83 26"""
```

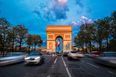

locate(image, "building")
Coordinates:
46 25 72 53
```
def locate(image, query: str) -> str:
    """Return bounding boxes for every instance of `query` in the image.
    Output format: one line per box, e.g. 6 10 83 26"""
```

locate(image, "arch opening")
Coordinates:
55 36 63 53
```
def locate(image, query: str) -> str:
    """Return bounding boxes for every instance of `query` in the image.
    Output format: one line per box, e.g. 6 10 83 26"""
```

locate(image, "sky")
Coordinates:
0 0 116 46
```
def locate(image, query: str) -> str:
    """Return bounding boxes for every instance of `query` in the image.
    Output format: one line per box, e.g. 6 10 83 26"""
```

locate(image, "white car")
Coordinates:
67 51 84 59
0 52 25 66
24 51 44 65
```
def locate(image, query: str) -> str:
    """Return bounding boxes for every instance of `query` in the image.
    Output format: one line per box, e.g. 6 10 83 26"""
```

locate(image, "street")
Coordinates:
0 55 116 77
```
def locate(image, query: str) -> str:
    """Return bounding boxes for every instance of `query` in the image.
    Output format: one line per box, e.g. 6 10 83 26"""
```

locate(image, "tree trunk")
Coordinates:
12 39 14 52
106 38 109 51
19 38 22 51
2 43 5 56
98 40 102 52
34 45 36 51
28 45 30 52
2 38 6 56
85 42 88 53
89 41 92 52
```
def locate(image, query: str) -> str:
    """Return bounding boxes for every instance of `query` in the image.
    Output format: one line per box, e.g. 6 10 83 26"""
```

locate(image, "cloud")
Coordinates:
70 16 93 27
70 21 81 26
80 16 93 24
48 0 69 20
57 0 68 5
33 0 69 21
52 2 68 19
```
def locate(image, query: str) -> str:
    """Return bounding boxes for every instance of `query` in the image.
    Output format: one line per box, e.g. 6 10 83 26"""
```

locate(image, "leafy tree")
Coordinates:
108 11 116 51
32 35 42 50
14 25 28 51
85 24 96 52
111 11 116 40
74 11 116 52
26 34 33 51
95 19 108 51
74 23 96 52
7 27 17 52
0 18 43 53
103 17 111 50
0 18 10 55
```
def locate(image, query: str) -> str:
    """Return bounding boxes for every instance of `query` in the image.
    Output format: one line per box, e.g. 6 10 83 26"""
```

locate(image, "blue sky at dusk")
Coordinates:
0 0 116 46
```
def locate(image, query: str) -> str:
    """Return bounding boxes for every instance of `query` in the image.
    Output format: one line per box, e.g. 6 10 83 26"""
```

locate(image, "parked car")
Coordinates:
94 52 116 67
0 52 25 66
67 51 84 60
24 51 44 65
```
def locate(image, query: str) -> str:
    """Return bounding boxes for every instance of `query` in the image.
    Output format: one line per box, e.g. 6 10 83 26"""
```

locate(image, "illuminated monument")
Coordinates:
46 26 72 53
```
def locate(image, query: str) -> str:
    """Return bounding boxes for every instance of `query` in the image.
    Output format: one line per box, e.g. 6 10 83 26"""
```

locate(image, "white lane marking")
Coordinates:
108 70 113 74
86 62 99 68
108 70 116 76
54 57 57 64
47 75 51 77
46 56 57 77
62 57 72 77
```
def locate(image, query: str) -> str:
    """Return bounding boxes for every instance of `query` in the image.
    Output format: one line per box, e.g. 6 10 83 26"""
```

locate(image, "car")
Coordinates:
0 52 25 66
67 51 84 60
86 51 101 58
63 52 69 57
94 52 116 67
24 51 44 65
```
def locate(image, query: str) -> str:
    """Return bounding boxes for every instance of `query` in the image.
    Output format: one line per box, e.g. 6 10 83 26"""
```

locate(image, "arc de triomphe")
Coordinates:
46 26 72 53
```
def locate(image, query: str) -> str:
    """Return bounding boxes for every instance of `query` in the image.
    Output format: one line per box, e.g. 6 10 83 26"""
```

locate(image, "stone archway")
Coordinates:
55 36 63 53
46 26 72 53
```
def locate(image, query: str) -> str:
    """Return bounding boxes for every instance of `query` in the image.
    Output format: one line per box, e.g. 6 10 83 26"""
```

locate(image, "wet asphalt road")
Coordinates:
0 55 116 77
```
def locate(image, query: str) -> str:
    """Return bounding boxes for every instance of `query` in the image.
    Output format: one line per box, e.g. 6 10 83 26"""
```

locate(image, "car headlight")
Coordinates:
35 57 40 60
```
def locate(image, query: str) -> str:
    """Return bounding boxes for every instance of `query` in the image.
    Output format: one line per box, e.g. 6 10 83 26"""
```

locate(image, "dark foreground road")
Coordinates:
0 55 116 77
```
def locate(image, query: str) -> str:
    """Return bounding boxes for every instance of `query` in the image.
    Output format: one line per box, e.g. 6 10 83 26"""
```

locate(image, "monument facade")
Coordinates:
46 26 72 53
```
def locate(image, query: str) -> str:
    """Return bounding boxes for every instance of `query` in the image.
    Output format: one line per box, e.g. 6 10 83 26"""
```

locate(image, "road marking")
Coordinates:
108 70 116 76
62 57 72 77
54 57 57 64
86 62 99 68
108 70 113 74
47 75 51 77
46 56 57 77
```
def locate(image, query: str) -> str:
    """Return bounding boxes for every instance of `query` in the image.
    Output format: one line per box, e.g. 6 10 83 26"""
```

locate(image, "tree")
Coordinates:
108 11 116 51
7 27 17 52
26 34 33 51
0 17 44 53
0 18 10 55
74 11 116 52
111 11 116 40
0 34 2 51
74 33 85 51
103 17 111 50
14 25 28 51
74 23 96 52
85 23 96 52
26 34 43 51
32 35 42 50
95 19 108 51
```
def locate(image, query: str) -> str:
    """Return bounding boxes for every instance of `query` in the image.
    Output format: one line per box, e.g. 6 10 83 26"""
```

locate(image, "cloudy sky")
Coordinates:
0 0 116 45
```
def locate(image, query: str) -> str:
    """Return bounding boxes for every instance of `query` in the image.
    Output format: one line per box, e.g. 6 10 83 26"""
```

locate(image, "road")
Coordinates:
0 55 116 77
